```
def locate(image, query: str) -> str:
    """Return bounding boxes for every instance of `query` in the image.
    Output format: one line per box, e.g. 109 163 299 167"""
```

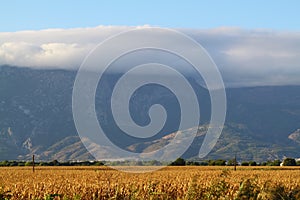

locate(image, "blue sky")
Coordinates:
1 0 300 32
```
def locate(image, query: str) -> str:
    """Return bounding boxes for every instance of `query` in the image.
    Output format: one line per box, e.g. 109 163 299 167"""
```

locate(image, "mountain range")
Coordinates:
0 65 300 162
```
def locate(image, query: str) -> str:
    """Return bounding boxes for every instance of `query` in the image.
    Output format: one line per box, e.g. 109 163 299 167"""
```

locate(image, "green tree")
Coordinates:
0 160 9 166
9 161 18 166
282 158 296 166
48 160 60 166
259 162 266 166
273 159 281 166
249 161 257 166
208 160 216 166
227 159 237 166
25 161 33 166
170 158 186 166
266 160 281 166
214 159 226 166
186 161 200 166
148 160 161 166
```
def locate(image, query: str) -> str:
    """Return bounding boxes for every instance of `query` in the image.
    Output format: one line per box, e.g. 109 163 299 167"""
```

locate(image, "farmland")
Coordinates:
0 166 300 199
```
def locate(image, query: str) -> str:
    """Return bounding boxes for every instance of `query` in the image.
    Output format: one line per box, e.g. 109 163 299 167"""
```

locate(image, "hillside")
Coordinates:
0 65 299 161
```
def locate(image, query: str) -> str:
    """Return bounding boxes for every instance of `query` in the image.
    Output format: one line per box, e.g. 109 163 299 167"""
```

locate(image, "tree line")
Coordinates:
170 157 300 166
0 157 299 167
0 160 104 167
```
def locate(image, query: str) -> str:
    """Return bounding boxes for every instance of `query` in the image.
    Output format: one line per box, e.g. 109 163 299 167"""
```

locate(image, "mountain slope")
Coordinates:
0 65 299 161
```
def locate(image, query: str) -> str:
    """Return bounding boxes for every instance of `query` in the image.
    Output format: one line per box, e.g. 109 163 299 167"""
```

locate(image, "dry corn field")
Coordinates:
0 166 300 200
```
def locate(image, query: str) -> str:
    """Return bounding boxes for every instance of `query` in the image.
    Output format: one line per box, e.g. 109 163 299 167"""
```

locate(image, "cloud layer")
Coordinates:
0 26 130 68
0 26 300 87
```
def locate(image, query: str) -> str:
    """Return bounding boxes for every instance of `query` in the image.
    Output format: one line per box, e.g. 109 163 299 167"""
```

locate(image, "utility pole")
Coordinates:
234 153 237 171
32 154 35 173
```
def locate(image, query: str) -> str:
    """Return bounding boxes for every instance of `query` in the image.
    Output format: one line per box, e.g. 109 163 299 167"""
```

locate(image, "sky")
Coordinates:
1 0 300 31
0 1 300 87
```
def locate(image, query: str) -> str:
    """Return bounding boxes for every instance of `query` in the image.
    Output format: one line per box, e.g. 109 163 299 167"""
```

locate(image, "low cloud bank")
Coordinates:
1 26 300 87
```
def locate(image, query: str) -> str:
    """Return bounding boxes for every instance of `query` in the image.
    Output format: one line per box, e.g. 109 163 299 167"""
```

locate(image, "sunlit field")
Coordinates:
0 166 300 199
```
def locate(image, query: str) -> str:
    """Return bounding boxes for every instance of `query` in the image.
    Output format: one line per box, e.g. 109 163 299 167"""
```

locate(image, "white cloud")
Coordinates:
0 26 132 68
0 26 300 87
183 28 300 87
0 42 91 68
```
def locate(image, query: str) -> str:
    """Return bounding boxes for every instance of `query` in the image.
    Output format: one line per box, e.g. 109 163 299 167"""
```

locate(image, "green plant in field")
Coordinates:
144 181 166 199
44 193 62 200
289 186 300 200
72 194 81 200
185 176 205 200
269 185 291 200
0 186 11 200
258 183 300 200
206 170 230 199
207 179 230 199
127 185 139 200
235 178 260 200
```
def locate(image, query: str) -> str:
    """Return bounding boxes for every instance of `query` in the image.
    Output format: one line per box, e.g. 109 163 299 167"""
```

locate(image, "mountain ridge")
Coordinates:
0 65 299 161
